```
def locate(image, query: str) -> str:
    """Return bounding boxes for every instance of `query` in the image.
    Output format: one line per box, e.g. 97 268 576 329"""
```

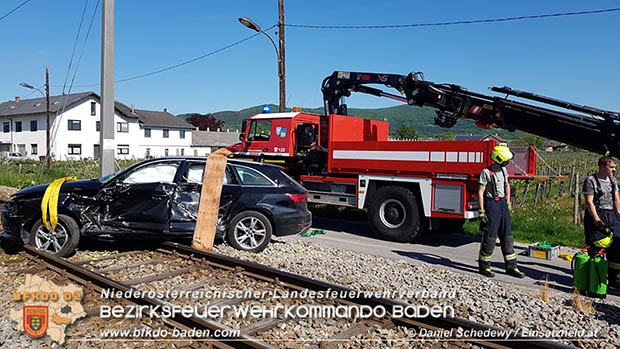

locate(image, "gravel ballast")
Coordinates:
0 237 618 348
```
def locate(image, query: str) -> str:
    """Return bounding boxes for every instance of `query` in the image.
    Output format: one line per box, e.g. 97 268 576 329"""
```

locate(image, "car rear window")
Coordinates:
233 166 274 186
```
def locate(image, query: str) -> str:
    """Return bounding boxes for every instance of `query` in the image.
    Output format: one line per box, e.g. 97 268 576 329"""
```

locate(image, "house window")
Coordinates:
91 102 96 116
31 144 38 155
96 121 100 132
15 121 22 132
180 130 185 139
163 129 169 138
117 145 129 155
68 120 81 130
68 144 82 155
165 148 169 156
30 120 37 132
117 122 129 133
144 128 151 137
3 122 9 133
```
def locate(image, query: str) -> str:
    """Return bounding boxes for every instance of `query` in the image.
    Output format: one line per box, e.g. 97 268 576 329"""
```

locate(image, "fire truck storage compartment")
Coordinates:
433 183 464 215
300 176 357 207
329 142 496 178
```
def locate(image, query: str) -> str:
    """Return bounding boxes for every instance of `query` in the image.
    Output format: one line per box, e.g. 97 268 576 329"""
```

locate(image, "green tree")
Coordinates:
440 132 456 141
393 125 417 140
513 134 545 148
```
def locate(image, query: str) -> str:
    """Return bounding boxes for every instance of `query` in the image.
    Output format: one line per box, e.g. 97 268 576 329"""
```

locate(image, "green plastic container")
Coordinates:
572 252 590 294
587 254 607 298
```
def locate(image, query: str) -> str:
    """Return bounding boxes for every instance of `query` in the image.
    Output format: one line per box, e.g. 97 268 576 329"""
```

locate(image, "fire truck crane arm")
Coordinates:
321 71 620 157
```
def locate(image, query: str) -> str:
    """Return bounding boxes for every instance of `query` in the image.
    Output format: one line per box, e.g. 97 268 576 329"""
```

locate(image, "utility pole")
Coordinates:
45 67 51 169
100 0 115 176
278 0 286 112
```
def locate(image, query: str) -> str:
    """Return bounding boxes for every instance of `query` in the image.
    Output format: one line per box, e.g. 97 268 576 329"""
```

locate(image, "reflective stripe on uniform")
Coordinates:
479 255 492 262
504 253 517 261
609 262 620 270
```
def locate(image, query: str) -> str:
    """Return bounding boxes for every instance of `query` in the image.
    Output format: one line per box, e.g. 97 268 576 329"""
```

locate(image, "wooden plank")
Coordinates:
71 250 144 265
7 267 46 274
209 296 253 308
192 148 231 252
241 317 287 335
95 258 169 274
122 267 190 286
85 307 100 317
321 322 373 349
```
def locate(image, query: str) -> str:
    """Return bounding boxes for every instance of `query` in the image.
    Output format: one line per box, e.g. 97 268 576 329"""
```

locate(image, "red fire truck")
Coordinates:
229 71 618 242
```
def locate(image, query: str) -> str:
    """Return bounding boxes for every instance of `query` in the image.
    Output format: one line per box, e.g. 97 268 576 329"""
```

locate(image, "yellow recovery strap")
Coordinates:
41 177 76 230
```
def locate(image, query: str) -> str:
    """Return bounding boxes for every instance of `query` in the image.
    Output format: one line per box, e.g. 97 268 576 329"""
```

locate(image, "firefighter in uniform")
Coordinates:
583 156 620 288
477 145 525 278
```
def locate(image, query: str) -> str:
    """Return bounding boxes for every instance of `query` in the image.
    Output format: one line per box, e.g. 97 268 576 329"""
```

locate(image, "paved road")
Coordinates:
282 217 620 301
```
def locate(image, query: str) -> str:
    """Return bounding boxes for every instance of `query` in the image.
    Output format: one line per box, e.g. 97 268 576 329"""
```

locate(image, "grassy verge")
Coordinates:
463 194 585 248
0 159 138 189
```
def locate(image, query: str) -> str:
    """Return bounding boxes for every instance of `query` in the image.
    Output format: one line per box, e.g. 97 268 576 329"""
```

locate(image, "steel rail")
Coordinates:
22 244 275 349
163 242 577 349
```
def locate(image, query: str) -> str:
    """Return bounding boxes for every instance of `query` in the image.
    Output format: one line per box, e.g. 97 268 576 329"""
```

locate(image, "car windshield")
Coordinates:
97 165 134 184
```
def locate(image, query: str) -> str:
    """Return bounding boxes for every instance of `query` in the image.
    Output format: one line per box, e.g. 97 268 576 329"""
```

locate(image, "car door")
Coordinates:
245 119 273 155
101 160 181 233
169 161 242 234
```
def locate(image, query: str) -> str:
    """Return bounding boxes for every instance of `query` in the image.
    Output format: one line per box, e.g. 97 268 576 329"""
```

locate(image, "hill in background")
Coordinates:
178 104 523 140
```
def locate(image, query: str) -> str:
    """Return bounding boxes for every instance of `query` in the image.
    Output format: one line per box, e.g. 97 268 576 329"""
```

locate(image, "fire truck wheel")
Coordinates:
368 186 420 242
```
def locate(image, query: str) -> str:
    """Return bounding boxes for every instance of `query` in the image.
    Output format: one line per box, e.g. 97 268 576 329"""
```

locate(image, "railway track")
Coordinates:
4 242 576 349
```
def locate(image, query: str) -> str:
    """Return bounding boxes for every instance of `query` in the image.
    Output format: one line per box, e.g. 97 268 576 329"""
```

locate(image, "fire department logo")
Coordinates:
23 306 49 338
11 274 86 344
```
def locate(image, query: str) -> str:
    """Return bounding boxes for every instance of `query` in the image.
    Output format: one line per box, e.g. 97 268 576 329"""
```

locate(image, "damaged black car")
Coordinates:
1 157 312 257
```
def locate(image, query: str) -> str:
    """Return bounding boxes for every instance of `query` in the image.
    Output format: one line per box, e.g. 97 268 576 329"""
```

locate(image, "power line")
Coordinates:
67 0 100 94
52 25 274 88
286 7 620 29
0 0 32 22
61 0 90 95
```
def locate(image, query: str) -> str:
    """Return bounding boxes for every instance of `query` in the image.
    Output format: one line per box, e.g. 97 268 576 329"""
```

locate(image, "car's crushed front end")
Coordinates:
1 198 25 253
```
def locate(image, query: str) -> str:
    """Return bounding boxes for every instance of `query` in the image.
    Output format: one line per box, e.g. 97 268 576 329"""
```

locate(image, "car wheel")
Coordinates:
29 214 80 257
227 211 272 252
368 186 420 242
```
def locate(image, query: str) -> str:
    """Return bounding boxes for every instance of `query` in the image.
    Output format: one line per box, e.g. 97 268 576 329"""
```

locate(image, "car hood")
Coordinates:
13 179 102 198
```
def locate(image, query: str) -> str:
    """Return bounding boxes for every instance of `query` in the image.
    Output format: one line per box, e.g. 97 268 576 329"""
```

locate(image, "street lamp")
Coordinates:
19 67 51 169
239 16 286 112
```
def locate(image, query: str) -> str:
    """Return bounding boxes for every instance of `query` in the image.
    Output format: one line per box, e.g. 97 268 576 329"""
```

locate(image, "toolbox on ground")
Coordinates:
528 242 560 260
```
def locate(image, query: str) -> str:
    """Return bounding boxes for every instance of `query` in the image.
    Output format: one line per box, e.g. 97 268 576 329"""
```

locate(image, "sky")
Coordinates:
0 0 619 116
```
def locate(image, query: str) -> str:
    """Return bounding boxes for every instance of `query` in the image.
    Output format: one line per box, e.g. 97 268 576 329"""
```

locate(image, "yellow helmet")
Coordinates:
491 145 513 165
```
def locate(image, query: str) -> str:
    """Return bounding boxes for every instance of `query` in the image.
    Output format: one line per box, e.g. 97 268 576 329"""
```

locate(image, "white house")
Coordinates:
191 129 241 156
0 92 193 160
